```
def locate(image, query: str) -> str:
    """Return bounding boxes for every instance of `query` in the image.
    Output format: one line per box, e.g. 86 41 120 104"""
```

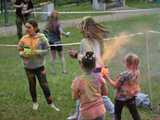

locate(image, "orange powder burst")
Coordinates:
102 33 130 64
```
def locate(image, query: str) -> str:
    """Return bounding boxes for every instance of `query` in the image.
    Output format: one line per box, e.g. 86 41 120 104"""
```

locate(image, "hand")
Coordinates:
68 48 78 59
24 48 31 54
101 67 110 78
22 10 29 15
23 48 36 57
65 32 70 37
19 51 31 58
103 74 110 81
20 3 24 8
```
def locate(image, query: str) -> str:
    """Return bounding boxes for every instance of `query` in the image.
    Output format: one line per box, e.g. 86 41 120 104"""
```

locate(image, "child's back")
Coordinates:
72 73 106 120
116 70 140 101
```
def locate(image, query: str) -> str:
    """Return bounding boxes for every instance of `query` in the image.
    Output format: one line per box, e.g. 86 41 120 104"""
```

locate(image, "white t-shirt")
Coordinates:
79 38 103 67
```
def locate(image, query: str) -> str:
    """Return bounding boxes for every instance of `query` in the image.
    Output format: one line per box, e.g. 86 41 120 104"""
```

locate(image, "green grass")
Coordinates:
2 0 160 26
126 0 160 8
56 2 93 11
0 14 160 120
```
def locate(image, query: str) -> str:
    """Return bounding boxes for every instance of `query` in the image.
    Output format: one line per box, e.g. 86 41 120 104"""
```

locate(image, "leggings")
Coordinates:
25 66 52 104
115 97 141 120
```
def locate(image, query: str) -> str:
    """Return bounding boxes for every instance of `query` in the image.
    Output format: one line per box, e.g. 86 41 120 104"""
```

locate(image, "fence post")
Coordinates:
4 0 9 26
0 0 3 14
145 32 153 109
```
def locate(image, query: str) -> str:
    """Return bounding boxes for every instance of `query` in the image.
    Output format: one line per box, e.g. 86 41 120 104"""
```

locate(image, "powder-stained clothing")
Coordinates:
115 70 140 101
72 72 107 120
18 33 49 69
78 38 102 66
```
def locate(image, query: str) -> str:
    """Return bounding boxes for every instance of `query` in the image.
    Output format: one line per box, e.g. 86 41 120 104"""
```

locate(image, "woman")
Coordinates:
17 20 59 111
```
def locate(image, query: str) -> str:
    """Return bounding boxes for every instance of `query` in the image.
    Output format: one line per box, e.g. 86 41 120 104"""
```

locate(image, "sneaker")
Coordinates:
67 112 78 120
32 102 39 110
49 103 60 112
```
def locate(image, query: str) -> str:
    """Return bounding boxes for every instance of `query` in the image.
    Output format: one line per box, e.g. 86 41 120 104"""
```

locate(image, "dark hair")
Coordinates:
26 19 40 33
82 51 96 72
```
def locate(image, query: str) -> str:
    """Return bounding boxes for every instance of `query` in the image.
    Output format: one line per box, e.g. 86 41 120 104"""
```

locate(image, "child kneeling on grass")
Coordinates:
71 51 107 120
105 53 141 120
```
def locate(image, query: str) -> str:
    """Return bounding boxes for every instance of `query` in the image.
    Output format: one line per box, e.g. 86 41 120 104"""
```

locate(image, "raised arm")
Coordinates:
105 75 120 89
59 26 70 37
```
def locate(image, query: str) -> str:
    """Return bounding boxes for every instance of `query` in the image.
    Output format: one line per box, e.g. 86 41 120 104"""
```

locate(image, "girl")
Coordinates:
45 10 70 74
105 53 141 120
68 16 115 120
17 20 59 111
69 16 108 66
72 52 107 120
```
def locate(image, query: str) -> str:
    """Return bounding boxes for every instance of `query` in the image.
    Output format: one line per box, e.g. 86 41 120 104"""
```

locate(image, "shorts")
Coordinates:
50 45 63 52
50 42 63 52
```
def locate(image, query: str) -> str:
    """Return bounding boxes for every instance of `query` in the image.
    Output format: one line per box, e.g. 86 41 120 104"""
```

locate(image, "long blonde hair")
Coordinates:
79 16 109 55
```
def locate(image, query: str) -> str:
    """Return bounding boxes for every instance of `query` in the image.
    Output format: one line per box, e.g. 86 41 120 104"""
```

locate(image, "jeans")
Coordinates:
103 96 115 114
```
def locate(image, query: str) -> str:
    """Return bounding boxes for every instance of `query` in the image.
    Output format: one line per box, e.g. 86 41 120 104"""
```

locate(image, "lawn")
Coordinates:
0 2 107 26
0 14 160 120
1 0 160 26
126 0 160 8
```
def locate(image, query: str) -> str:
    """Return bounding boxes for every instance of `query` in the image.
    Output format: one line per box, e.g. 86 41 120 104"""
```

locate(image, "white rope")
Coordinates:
0 44 17 47
0 30 159 47
144 32 153 108
149 30 160 34
32 8 160 14
0 31 146 47
2 8 159 14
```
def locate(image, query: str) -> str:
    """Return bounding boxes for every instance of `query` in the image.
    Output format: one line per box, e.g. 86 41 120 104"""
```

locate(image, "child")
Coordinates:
71 52 107 120
45 10 70 74
68 16 115 120
69 16 108 66
105 53 141 120
17 20 59 111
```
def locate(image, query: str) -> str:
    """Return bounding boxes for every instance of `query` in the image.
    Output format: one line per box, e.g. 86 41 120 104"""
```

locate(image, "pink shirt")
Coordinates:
71 73 107 120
